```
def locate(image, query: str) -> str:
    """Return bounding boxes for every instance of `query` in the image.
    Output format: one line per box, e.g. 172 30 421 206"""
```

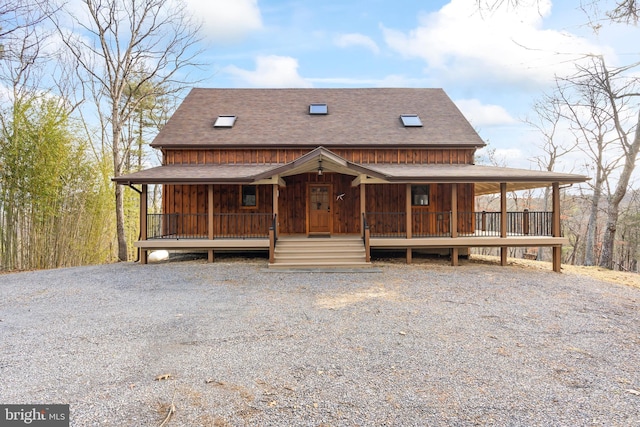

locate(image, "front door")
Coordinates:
309 184 331 234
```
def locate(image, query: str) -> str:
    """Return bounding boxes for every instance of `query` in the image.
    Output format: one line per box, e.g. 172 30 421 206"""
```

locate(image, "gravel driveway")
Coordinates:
1 258 639 426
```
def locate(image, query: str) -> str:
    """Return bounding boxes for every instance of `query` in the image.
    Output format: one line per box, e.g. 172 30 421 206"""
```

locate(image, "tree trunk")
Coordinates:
598 110 640 269
599 203 619 269
112 113 128 262
584 182 602 266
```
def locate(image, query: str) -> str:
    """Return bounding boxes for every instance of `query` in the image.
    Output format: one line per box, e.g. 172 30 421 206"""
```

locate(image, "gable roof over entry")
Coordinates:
150 88 486 149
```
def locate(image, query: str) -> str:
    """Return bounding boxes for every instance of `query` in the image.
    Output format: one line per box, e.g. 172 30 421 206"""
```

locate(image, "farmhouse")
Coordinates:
113 88 587 271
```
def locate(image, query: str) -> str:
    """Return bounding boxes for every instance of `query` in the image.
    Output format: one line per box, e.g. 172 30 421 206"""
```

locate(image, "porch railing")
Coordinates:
146 213 272 239
365 212 406 237
412 211 452 237
147 213 207 239
366 210 555 238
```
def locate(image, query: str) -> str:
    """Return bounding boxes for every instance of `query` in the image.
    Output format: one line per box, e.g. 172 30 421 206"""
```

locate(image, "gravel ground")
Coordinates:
1 256 639 426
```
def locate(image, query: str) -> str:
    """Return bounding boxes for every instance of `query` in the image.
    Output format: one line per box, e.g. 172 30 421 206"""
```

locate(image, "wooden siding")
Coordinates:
279 173 361 235
161 180 475 237
365 183 475 235
162 148 476 165
162 184 274 236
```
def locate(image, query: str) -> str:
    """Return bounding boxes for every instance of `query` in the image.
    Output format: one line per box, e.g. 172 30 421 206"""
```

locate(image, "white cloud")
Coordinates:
381 0 610 86
335 33 380 54
455 99 516 126
495 148 525 162
476 146 526 167
185 0 262 43
225 55 312 88
308 74 430 87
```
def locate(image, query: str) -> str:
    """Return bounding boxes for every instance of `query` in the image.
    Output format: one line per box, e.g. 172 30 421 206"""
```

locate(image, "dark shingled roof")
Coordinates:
150 88 486 149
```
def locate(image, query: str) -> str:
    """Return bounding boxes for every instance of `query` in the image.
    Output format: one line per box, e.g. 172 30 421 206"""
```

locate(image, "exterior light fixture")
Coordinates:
318 159 323 176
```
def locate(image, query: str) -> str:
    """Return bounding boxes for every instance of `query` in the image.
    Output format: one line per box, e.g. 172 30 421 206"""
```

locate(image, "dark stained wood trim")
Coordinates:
405 184 412 239
552 182 561 273
140 185 148 265
500 183 507 266
360 183 366 237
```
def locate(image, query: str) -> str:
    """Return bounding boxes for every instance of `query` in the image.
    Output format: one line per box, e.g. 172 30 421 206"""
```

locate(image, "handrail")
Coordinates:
147 212 272 239
365 210 555 238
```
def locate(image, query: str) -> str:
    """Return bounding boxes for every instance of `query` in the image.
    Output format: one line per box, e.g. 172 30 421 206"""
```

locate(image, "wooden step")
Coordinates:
269 235 371 269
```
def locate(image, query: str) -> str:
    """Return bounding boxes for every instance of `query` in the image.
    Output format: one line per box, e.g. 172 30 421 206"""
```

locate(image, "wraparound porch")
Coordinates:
117 147 579 272
134 204 565 271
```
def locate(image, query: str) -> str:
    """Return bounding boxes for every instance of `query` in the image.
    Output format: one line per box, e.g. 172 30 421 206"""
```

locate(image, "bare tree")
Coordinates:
555 64 623 265
0 0 54 41
477 1 640 270
476 0 639 23
526 92 579 260
592 58 640 269
607 0 640 23
557 56 640 268
57 0 203 261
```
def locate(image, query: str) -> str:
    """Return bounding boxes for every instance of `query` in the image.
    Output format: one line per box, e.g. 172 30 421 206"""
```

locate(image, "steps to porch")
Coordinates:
269 235 371 269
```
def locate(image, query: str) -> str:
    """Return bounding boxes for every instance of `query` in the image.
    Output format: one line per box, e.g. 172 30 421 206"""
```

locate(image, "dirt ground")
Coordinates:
467 254 640 289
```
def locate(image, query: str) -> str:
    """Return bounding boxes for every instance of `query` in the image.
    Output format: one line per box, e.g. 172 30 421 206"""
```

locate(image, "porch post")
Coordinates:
360 182 371 263
552 182 562 272
500 182 508 266
273 183 279 236
360 182 366 237
140 184 148 264
406 184 412 264
208 184 214 263
451 183 458 266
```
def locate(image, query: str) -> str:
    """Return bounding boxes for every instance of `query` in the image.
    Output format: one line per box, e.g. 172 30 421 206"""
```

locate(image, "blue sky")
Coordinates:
183 0 638 170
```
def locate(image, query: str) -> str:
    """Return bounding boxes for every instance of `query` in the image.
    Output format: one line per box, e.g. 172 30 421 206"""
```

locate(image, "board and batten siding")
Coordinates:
162 148 476 165
162 184 274 237
160 147 476 237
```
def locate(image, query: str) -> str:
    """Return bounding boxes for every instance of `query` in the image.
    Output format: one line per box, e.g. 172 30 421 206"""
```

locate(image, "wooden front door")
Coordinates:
309 184 331 234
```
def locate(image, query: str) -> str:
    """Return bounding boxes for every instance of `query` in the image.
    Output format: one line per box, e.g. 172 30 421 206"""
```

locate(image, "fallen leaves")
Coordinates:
155 374 173 381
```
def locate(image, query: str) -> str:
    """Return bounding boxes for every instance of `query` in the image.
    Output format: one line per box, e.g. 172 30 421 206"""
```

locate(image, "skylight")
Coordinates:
400 114 422 127
309 103 328 115
214 115 237 128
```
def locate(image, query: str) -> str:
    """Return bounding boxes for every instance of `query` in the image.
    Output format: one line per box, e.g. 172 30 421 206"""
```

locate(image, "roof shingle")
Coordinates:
150 88 486 149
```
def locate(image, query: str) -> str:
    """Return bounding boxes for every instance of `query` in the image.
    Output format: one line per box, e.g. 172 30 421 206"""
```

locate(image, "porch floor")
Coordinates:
135 238 270 250
370 235 568 249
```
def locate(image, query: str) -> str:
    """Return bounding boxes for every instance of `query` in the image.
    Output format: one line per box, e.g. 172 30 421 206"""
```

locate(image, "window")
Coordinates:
400 114 422 127
241 185 257 207
309 103 328 115
411 185 430 206
214 115 237 128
